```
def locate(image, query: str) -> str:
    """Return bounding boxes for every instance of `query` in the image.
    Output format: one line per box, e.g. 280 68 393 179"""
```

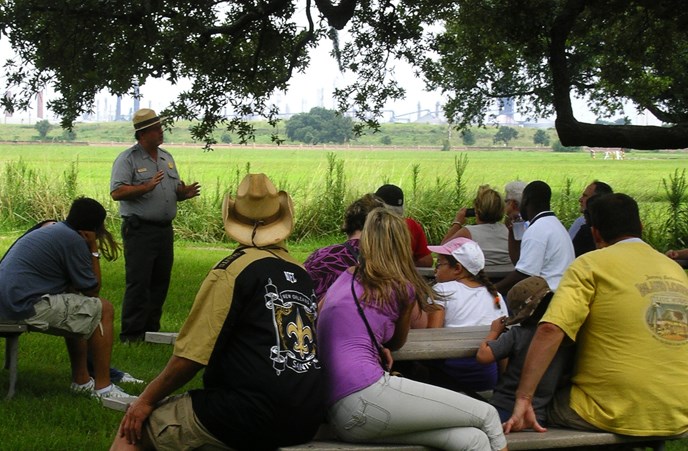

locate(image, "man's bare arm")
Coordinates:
118 355 203 445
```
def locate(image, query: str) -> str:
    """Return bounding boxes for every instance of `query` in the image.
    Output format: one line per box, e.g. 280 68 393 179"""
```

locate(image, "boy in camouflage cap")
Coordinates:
476 276 573 424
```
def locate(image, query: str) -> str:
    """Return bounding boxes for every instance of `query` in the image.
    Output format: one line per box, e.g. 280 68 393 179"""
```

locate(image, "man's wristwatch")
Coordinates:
91 252 101 259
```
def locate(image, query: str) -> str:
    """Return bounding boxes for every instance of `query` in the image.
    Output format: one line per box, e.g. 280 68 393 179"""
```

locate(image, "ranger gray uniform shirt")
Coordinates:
110 143 181 222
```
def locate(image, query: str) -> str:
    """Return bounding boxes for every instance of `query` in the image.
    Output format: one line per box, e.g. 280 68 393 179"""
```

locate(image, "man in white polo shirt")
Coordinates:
496 180 574 297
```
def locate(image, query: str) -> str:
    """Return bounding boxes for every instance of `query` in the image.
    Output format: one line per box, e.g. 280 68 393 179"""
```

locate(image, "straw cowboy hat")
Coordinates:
132 108 165 131
222 173 294 246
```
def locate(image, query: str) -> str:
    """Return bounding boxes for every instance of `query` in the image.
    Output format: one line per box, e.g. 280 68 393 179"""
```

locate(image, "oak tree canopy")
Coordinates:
1 0 686 149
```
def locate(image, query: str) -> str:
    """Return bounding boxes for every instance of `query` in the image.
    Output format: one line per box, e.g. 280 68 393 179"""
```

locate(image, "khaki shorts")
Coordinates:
143 393 233 451
547 385 600 432
21 294 103 339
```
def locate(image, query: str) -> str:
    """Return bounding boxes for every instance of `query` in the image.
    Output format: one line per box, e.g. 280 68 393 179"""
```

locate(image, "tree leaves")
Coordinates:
2 0 688 149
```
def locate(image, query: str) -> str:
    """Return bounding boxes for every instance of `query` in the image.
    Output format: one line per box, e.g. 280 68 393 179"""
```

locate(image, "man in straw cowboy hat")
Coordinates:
476 276 573 425
112 174 323 451
110 108 201 343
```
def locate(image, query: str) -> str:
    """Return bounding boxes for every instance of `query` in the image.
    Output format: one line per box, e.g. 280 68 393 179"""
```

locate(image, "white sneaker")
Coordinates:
93 383 131 399
118 372 144 384
70 377 95 394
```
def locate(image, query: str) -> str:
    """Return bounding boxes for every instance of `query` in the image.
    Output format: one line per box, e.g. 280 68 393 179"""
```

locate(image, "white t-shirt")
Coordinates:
515 212 575 290
431 281 508 327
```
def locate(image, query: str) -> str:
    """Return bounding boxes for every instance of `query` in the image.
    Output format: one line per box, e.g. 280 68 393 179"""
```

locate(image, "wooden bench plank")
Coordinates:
280 427 688 450
281 443 430 450
392 326 488 361
0 323 28 334
417 265 514 282
393 339 483 360
101 396 139 411
506 428 685 450
402 325 489 339
0 323 28 399
144 331 178 344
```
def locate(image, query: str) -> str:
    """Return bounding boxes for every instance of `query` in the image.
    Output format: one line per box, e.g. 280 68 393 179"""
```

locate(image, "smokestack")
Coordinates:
37 91 44 119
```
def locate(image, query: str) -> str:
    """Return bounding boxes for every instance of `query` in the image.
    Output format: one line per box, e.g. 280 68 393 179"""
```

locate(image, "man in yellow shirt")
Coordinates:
504 193 688 437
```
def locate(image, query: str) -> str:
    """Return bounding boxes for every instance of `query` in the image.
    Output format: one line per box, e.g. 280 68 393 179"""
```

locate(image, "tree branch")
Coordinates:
549 0 688 149
314 0 358 30
642 103 683 124
203 0 292 37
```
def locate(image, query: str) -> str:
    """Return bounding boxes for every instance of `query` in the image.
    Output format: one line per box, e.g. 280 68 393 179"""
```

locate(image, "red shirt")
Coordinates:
406 217 431 261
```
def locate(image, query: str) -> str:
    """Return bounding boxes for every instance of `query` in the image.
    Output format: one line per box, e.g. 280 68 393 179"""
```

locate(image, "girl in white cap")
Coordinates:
424 237 509 396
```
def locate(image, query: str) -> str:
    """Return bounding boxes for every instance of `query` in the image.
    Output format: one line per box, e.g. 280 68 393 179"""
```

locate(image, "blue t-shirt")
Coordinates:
0 222 97 320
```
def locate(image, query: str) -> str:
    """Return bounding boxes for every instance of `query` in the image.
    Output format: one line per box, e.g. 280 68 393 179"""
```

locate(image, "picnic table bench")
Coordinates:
0 322 27 399
279 424 688 450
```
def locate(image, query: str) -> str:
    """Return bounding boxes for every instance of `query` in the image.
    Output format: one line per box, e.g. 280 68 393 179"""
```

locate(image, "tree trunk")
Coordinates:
556 118 688 150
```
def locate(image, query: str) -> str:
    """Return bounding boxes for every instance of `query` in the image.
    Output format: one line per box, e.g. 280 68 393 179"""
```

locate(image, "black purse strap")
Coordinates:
350 266 389 372
342 240 359 262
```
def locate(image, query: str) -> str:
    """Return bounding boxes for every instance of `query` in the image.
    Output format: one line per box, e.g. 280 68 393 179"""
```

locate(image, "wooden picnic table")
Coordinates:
417 265 513 284
145 325 489 362
392 325 488 361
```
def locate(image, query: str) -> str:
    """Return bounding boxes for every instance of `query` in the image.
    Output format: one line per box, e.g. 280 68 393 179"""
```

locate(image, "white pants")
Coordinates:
329 374 507 451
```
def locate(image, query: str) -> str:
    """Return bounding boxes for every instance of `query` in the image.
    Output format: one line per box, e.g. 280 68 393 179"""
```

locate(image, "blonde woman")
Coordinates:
317 208 507 451
443 185 511 267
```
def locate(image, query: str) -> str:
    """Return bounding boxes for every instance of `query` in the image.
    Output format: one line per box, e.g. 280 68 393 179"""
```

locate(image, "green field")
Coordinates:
1 143 686 197
1 143 686 237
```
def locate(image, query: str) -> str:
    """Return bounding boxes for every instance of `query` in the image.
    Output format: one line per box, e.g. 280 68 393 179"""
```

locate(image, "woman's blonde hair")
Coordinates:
474 185 505 223
357 208 435 310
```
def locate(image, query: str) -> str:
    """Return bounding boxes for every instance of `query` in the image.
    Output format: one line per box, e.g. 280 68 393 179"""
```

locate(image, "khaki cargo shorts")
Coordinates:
22 293 103 339
547 386 600 432
143 393 233 451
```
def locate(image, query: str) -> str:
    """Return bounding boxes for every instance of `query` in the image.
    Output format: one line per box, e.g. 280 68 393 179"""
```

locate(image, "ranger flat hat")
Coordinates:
132 108 165 131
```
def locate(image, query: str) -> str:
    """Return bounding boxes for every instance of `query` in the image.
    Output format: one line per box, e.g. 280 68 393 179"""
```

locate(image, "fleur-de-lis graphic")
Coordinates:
287 311 313 359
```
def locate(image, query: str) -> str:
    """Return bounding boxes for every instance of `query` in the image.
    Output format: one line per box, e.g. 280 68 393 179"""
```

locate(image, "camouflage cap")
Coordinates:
505 276 551 326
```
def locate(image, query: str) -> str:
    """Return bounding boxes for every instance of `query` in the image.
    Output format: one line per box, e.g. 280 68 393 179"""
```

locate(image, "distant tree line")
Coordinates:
285 107 354 145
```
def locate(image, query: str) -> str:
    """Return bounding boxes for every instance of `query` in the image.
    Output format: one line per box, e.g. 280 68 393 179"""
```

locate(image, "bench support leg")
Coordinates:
4 335 19 399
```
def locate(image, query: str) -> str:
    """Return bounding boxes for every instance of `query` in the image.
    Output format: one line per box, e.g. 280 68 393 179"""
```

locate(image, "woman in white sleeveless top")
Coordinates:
443 185 511 267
